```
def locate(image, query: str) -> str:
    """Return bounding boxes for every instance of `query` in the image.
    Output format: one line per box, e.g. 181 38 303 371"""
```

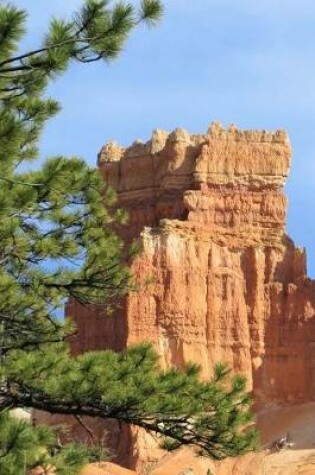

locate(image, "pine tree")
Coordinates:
0 2 257 473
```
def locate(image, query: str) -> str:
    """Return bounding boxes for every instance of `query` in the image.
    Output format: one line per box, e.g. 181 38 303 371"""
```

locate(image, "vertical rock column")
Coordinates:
68 123 315 468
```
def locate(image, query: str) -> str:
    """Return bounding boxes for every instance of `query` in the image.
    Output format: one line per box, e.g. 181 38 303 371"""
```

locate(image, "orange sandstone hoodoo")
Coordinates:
67 123 315 470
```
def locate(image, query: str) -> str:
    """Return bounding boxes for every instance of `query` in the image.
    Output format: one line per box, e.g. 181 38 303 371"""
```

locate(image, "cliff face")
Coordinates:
70 123 315 467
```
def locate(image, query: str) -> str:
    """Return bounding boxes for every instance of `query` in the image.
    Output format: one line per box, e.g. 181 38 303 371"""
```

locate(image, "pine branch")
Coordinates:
0 176 44 187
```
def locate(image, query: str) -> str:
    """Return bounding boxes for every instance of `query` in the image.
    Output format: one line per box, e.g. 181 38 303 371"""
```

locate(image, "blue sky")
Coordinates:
16 0 315 276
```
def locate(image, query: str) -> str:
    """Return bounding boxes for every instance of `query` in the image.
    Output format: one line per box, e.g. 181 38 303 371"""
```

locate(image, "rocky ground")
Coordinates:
82 403 315 475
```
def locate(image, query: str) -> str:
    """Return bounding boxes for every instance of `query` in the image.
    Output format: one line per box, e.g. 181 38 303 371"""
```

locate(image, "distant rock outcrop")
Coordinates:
69 124 315 470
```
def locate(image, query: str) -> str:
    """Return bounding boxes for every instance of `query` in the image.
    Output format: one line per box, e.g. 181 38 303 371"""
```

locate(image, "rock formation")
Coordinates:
69 123 315 470
79 403 315 475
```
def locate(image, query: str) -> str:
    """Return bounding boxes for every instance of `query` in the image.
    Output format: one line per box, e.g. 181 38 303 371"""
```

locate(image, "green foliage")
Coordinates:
139 0 164 25
3 344 258 461
0 411 88 475
0 1 257 473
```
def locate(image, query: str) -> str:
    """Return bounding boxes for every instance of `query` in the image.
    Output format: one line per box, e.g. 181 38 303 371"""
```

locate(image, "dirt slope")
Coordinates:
215 403 315 475
81 462 137 475
151 403 315 475
81 403 315 475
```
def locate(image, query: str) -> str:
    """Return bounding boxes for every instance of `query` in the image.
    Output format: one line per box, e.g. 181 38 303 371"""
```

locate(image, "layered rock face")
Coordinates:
70 123 315 468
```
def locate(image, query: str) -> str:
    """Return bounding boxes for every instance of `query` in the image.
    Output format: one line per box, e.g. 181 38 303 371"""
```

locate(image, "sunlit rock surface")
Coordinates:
69 124 315 470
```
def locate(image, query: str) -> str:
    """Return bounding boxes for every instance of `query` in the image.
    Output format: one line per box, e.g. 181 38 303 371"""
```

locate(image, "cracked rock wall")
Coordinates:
70 123 315 468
